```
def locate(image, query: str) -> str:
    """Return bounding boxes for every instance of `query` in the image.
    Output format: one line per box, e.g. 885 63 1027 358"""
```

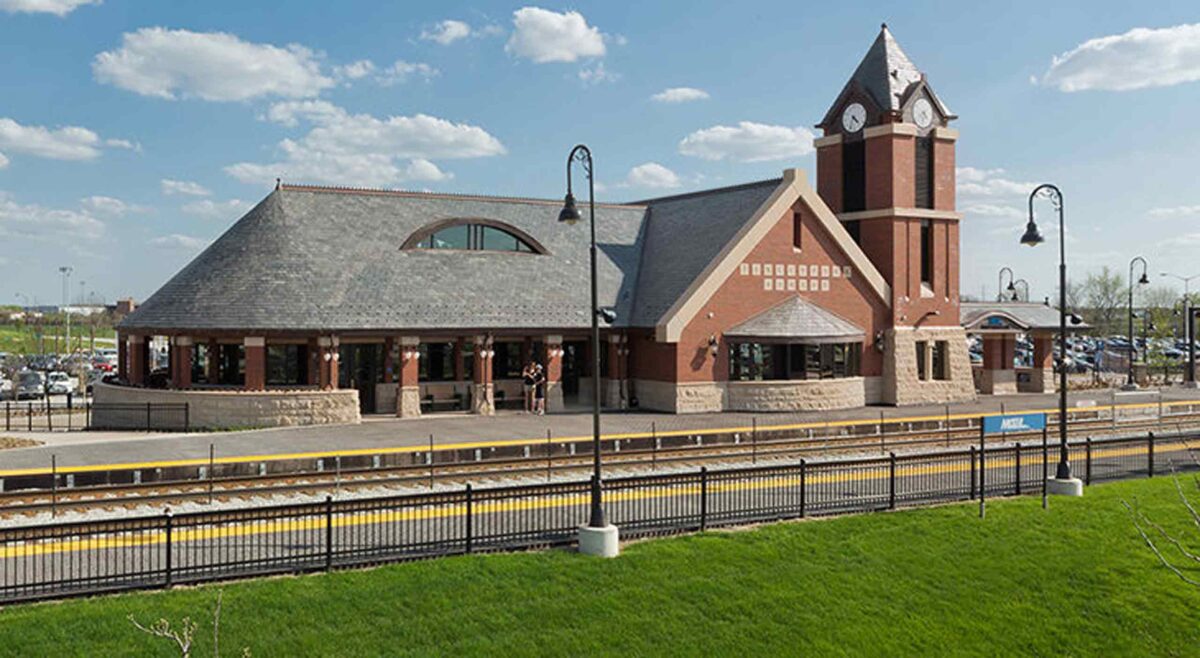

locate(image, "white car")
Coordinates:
0 377 12 400
46 371 78 395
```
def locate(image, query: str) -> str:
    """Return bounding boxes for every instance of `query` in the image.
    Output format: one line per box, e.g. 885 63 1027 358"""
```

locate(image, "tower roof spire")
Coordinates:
817 25 954 129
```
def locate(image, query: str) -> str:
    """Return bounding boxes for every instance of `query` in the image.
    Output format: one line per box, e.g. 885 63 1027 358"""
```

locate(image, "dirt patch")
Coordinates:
0 437 42 450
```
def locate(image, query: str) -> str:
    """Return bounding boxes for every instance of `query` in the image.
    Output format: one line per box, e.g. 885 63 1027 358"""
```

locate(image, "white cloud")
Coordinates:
0 117 108 161
578 62 618 86
421 19 472 45
505 7 605 63
0 153 8 169
181 198 252 219
0 0 99 15
149 234 209 250
93 27 335 101
227 101 504 188
961 203 1023 218
376 60 438 86
651 87 709 103
80 195 147 217
625 162 680 189
678 121 814 162
104 138 139 151
1042 23 1200 92
161 178 211 197
1148 205 1200 219
333 59 375 81
956 167 1037 198
0 192 104 241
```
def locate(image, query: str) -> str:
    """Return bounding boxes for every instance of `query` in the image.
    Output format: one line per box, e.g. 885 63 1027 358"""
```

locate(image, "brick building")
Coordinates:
117 26 990 419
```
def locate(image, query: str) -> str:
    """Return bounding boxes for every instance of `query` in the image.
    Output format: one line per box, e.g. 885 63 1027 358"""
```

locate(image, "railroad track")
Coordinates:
3 411 1198 518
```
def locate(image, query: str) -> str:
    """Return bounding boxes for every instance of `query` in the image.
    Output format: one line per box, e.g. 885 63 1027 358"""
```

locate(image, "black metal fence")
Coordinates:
1 401 189 432
0 431 1194 604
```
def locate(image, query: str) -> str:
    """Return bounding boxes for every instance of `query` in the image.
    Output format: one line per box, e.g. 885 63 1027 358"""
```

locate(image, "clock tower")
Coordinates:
814 24 973 405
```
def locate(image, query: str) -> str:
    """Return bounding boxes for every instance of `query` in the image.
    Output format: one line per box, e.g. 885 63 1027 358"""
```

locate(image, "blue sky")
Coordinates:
2 0 1199 306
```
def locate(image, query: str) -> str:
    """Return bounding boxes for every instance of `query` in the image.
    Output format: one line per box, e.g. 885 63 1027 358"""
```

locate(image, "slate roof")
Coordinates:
121 179 783 333
818 25 954 128
960 302 1090 332
726 296 865 342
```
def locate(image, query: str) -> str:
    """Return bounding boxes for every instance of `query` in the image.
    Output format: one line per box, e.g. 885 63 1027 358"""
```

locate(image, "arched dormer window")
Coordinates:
401 218 546 254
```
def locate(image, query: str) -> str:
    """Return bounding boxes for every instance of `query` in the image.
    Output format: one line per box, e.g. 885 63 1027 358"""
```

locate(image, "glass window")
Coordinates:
916 340 929 381
418 342 455 382
792 212 802 250
267 344 307 386
410 222 538 253
920 219 933 286
430 225 470 249
492 342 523 379
218 344 244 386
933 341 949 381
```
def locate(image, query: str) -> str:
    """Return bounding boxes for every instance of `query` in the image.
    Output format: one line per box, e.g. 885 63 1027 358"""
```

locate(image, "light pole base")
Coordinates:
578 524 620 558
1120 383 1139 391
1183 381 1200 390
1046 477 1084 497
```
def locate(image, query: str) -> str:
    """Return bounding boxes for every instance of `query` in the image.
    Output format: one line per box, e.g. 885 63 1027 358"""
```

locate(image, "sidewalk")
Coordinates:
0 386 1195 472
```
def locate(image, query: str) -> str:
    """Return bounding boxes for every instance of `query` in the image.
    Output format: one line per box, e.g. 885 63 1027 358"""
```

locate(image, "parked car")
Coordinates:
46 371 78 395
0 376 12 401
16 371 45 400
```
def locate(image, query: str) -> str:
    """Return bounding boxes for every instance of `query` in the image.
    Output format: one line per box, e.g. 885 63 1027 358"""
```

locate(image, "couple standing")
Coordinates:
522 361 546 414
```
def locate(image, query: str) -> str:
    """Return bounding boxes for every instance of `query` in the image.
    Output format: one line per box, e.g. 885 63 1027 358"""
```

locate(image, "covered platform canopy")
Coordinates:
959 301 1089 396
725 296 865 343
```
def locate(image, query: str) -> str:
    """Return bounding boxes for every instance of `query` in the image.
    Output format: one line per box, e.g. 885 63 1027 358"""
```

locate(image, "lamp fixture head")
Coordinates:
1020 221 1044 247
1138 273 1150 285
558 193 581 225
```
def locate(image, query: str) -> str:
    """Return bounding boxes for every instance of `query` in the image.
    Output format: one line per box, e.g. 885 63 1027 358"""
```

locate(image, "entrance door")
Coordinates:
339 344 384 413
562 340 587 403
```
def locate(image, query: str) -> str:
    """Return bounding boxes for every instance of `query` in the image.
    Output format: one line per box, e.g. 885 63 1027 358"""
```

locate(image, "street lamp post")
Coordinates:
1161 272 1200 387
58 266 73 356
1011 278 1030 302
559 144 619 557
998 267 1015 302
1125 257 1149 389
1021 183 1082 495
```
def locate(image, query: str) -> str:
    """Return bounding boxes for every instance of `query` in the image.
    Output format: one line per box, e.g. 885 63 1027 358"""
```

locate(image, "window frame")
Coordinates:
402 218 547 255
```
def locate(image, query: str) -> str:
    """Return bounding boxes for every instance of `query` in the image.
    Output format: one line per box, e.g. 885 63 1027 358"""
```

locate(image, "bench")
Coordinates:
421 393 464 412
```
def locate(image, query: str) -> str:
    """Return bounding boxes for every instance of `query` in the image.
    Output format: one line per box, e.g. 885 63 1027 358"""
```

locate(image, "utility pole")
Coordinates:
58 266 72 356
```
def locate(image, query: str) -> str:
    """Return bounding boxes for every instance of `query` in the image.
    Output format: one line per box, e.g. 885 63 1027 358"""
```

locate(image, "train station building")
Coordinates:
111 26 1060 425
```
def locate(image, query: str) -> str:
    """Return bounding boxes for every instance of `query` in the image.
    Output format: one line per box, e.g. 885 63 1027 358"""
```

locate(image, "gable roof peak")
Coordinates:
819 25 952 129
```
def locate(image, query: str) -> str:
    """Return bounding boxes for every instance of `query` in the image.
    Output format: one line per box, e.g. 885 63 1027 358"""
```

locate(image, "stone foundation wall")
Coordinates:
979 368 1018 395
633 379 723 413
94 382 360 429
1019 367 1054 394
726 378 866 412
883 327 976 406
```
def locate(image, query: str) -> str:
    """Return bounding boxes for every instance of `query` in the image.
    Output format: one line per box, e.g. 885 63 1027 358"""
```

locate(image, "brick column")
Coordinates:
605 334 628 410
317 336 339 390
244 336 266 391
206 339 219 384
980 333 1016 395
172 336 193 389
1031 333 1056 394
544 335 564 413
117 332 128 381
397 337 421 418
306 338 319 386
128 334 145 386
471 335 494 415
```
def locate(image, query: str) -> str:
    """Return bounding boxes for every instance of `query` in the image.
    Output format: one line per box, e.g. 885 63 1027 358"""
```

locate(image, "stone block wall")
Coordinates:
726 378 866 412
883 327 976 405
93 382 360 429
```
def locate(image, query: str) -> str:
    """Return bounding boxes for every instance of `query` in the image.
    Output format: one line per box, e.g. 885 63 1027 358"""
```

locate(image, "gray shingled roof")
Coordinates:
818 25 953 128
629 180 781 326
121 179 782 333
960 302 1090 332
726 295 865 342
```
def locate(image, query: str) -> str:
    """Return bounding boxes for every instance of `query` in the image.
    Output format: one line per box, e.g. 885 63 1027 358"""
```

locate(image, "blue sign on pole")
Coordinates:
983 412 1047 435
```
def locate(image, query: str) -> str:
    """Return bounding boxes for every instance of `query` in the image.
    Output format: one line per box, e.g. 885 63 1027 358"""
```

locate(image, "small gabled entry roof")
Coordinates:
960 302 1090 333
726 296 865 343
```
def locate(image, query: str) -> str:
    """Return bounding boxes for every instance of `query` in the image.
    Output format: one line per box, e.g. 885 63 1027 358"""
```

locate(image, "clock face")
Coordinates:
912 98 934 129
841 103 866 133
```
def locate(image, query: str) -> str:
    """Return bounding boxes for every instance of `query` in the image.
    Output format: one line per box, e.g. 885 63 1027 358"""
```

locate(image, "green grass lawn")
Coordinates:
2 477 1199 657
0 324 115 355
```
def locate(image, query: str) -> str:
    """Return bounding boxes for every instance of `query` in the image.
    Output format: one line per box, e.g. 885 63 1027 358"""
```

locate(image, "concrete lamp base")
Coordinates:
578 524 620 558
1046 477 1084 497
1184 381 1200 390
1120 383 1139 392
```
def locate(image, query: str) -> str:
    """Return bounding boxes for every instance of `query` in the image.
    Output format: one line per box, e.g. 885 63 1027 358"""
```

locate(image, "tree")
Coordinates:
1080 266 1126 336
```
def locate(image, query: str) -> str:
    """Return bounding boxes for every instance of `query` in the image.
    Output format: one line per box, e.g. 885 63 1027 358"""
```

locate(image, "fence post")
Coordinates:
1015 444 1022 496
979 425 986 519
51 454 58 517
1085 437 1093 486
465 484 474 554
1041 426 1049 510
546 429 553 482
1148 431 1155 478
699 467 708 532
27 401 32 432
164 509 173 588
880 411 886 452
969 445 977 500
651 422 657 472
208 443 215 505
4 401 8 431
428 433 435 489
888 452 896 510
799 459 807 518
945 405 951 447
751 417 758 465
324 495 334 571
184 403 190 432
46 394 52 432
67 392 72 431
145 401 151 431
